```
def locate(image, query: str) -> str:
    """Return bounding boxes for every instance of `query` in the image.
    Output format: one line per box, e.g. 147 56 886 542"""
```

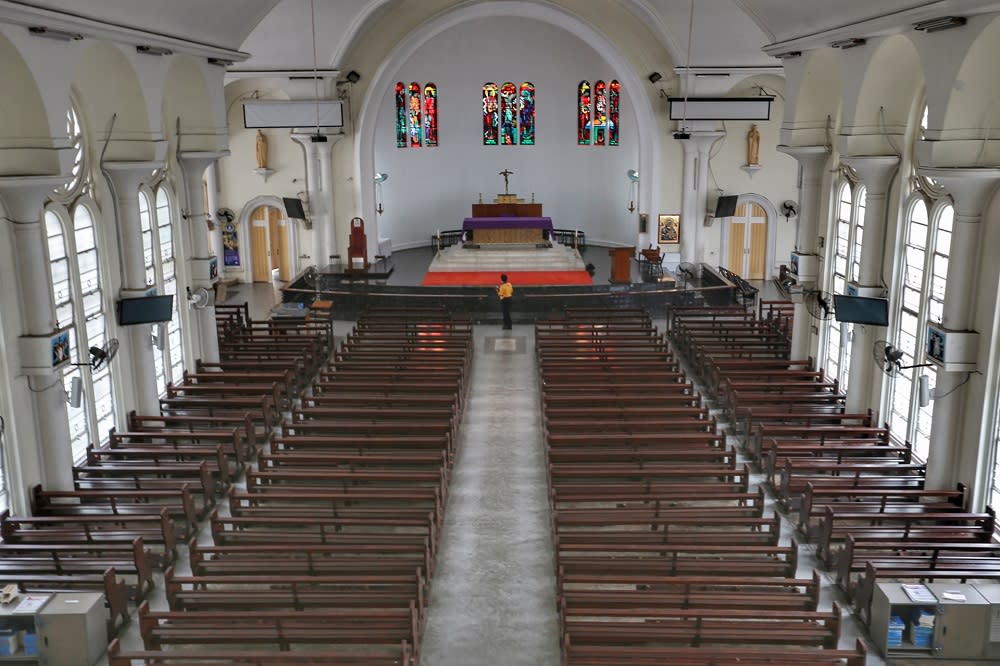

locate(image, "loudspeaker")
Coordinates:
69 376 83 409
153 322 167 351
918 374 931 408
346 70 361 84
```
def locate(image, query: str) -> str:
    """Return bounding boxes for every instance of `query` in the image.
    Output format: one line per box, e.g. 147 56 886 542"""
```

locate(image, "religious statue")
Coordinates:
747 124 760 166
255 130 268 170
499 168 514 195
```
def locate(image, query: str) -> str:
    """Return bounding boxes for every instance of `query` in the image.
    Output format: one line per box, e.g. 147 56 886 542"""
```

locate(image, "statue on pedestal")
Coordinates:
255 130 268 170
747 125 760 166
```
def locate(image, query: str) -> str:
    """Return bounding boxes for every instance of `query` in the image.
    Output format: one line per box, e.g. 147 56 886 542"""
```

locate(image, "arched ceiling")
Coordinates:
14 0 1000 64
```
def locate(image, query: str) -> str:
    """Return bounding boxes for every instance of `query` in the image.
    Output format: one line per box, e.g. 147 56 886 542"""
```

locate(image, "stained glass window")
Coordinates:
423 83 438 147
408 82 422 147
394 82 406 148
594 81 607 146
519 82 535 146
499 82 518 145
578 81 591 145
609 80 620 146
483 82 499 145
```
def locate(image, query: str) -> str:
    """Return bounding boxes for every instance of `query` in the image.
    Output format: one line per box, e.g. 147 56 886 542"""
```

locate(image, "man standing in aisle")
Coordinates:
497 274 513 330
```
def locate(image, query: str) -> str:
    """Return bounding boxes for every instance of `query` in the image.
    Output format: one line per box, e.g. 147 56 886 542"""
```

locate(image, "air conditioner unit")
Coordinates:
789 252 819 282
846 282 884 298
925 323 979 372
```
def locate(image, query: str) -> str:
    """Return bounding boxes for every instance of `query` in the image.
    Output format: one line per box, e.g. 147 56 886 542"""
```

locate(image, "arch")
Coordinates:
941 16 1000 140
0 33 59 175
72 42 153 161
849 35 923 135
162 56 216 152
236 195 299 283
354 0 662 256
784 48 842 142
719 193 779 280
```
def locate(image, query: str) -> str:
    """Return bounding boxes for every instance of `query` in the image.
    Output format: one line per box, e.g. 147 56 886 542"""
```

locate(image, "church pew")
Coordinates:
108 640 412 666
564 641 866 666
31 483 201 534
86 443 235 490
797 483 967 534
126 410 258 461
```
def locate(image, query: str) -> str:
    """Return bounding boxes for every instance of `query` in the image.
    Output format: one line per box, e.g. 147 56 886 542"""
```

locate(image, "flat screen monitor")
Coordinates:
283 197 306 220
714 195 738 218
117 295 174 326
833 295 888 326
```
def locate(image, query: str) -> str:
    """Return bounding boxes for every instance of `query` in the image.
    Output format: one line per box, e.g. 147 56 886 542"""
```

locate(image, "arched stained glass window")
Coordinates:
394 82 407 148
609 80 621 146
483 83 499 145
423 83 438 147
499 82 518 145
519 82 535 146
594 80 607 146
408 82 422 147
577 81 591 145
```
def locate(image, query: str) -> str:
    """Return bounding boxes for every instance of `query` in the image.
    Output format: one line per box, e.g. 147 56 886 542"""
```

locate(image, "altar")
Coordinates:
462 215 553 244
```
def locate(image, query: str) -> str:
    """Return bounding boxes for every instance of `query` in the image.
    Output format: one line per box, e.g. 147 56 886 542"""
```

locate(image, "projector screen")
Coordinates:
243 100 343 128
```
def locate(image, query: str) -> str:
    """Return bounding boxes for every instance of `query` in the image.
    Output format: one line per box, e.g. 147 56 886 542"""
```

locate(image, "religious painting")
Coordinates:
394 82 407 147
658 214 680 244
593 80 607 146
483 82 499 145
519 82 535 145
609 79 621 146
423 83 438 147
500 82 518 145
222 221 240 266
577 81 591 145
408 82 422 147
51 329 71 369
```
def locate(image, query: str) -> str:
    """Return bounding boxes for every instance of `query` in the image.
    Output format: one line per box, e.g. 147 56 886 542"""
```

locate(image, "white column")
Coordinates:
919 168 1000 489
0 176 76 490
291 135 323 268
104 162 162 416
678 132 724 267
316 136 342 264
776 145 832 360
178 152 227 364
840 156 899 410
205 163 224 263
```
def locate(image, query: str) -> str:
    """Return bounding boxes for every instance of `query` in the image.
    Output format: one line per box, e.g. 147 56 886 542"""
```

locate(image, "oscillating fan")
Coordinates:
873 340 906 377
677 262 697 280
88 338 119 371
804 290 833 320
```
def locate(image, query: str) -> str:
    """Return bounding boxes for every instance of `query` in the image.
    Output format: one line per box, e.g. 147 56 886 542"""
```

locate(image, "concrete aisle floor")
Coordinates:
419 326 561 665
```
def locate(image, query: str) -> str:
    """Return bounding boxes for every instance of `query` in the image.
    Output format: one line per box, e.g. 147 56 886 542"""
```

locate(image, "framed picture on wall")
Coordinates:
658 214 680 244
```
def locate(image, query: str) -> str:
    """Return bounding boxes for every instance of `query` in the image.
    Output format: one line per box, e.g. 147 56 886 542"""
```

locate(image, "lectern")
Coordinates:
609 246 634 283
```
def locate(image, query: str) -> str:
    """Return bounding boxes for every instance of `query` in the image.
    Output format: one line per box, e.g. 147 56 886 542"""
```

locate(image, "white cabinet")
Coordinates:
35 593 107 666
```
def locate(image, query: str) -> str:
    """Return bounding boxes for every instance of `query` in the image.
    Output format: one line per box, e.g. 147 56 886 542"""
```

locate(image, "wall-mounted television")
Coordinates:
833 295 889 326
714 195 739 218
282 197 306 220
117 295 174 326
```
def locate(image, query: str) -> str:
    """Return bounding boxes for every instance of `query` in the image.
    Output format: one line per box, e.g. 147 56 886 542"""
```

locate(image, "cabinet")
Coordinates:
0 593 106 666
870 582 990 659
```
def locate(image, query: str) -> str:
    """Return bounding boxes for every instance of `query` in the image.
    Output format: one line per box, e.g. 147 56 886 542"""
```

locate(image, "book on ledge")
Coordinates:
901 584 936 603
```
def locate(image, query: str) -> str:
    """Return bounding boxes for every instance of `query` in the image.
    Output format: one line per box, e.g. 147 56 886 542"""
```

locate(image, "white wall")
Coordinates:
373 16 640 249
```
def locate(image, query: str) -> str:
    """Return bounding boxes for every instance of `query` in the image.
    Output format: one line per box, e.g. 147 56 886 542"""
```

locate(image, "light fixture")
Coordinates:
307 0 325 143
674 0 695 141
773 50 802 60
207 57 234 67
28 26 84 41
626 169 638 213
136 45 173 56
648 72 662 84
374 172 389 215
914 16 966 32
830 38 866 49
345 70 361 84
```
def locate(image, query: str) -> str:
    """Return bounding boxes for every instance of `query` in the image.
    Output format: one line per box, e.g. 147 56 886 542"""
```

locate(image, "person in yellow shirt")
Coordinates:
497 273 513 329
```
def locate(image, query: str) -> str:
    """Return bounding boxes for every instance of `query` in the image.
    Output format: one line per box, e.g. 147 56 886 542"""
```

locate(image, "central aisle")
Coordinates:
420 327 561 665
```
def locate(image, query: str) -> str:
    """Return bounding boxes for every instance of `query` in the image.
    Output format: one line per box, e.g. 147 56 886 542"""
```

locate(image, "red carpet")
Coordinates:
422 270 593 286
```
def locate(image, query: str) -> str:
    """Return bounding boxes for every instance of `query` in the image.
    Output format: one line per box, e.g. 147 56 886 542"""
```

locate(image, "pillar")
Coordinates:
840 156 899 410
776 145 832 360
205 163 224 264
678 132 725 267
178 152 227 364
918 168 1000 489
316 135 342 264
0 176 76 490
103 162 163 416
291 135 323 268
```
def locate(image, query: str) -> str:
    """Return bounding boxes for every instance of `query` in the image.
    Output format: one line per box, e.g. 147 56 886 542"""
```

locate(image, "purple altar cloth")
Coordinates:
462 216 553 230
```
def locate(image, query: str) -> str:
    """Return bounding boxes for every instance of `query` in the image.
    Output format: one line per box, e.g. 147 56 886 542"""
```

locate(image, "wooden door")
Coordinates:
250 207 270 283
277 216 291 282
268 207 281 271
727 202 769 279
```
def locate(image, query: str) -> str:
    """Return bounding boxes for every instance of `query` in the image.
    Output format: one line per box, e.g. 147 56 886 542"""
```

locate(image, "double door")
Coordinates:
250 206 290 282
725 201 768 279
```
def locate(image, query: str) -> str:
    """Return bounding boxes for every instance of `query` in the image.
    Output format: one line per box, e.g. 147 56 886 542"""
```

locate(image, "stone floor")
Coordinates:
95 277 910 665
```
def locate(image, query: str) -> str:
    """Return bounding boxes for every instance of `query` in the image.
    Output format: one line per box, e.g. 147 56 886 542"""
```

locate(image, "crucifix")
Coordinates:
499 168 514 195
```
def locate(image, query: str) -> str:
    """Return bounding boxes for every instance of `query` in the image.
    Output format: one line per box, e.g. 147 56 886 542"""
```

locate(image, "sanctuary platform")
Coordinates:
422 243 591 286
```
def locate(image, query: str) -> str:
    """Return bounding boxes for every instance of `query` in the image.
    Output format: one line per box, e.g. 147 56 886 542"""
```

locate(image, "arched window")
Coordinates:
577 81 591 145
483 82 499 145
608 80 621 146
499 82 518 145
408 82 422 148
824 181 865 390
594 80 607 146
519 82 535 145
155 188 183 387
44 203 117 463
423 83 438 147
394 82 407 148
888 199 952 461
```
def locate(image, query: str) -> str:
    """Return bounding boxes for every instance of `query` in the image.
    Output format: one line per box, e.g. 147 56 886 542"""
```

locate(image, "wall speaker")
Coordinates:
153 322 167 351
69 376 83 409
918 374 931 408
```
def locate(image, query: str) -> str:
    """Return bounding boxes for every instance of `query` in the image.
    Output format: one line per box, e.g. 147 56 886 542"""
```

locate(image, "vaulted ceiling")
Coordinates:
12 0 1000 65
